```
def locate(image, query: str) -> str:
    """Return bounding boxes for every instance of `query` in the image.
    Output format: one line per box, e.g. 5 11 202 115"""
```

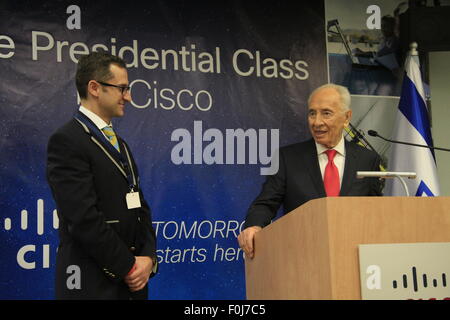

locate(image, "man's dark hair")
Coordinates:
76 52 127 99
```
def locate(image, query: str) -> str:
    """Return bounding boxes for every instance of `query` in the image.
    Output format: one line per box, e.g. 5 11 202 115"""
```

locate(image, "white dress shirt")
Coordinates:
79 105 113 140
315 136 346 187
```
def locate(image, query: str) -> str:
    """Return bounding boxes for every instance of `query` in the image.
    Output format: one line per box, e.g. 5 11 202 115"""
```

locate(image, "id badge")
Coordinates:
126 191 141 209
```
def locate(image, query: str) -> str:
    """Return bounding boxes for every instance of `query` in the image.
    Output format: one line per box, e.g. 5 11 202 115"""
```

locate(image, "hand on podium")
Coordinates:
237 226 262 259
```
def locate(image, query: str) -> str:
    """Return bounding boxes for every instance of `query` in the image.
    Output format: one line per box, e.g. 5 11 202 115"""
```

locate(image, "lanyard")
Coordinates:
74 111 137 191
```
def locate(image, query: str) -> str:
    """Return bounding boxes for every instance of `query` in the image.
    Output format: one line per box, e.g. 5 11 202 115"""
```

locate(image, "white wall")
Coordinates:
429 51 450 196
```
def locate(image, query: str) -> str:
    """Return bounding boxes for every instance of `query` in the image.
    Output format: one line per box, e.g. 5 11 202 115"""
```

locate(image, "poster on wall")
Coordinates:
326 0 406 97
0 1 327 299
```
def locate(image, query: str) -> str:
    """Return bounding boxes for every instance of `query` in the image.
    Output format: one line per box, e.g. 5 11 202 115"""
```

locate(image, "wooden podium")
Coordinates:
245 197 450 300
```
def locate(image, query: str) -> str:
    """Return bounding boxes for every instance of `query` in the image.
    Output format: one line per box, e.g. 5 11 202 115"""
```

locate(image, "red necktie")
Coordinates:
324 149 340 197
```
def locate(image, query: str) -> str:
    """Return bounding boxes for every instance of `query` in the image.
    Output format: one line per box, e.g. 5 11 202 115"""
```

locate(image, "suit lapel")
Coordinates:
74 117 129 181
79 113 123 162
340 140 357 196
301 139 326 197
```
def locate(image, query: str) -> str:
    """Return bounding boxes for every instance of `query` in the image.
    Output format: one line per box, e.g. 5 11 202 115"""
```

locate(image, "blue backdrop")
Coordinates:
0 1 327 299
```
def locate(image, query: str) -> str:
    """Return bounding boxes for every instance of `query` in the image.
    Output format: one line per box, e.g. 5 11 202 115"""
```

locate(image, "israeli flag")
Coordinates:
385 45 440 196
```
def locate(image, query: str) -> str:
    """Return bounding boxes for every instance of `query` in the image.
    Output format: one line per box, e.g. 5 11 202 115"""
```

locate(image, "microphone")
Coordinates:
348 123 377 151
367 130 450 152
346 124 386 170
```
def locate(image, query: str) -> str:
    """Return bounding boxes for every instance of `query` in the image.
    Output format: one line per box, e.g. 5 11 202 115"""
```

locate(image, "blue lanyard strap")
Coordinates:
74 111 137 190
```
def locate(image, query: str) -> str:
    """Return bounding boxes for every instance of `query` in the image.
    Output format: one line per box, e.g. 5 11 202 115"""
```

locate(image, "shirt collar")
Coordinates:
315 135 346 156
79 105 112 130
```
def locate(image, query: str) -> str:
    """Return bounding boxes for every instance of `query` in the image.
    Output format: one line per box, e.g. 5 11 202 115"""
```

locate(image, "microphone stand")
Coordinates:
368 130 450 152
357 171 416 196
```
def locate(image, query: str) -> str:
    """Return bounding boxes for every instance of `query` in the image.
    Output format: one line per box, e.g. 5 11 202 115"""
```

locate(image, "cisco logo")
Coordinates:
360 242 450 300
3 199 58 270
392 266 447 292
365 264 450 300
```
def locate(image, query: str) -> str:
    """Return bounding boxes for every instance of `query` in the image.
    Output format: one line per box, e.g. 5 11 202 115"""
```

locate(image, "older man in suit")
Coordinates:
47 52 157 299
238 83 382 258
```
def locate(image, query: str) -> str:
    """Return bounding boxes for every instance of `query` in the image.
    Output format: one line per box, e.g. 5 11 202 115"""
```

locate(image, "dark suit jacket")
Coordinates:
244 138 382 228
47 116 157 300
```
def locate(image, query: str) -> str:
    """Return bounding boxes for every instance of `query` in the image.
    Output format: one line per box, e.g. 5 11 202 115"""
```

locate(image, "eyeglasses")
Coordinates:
96 81 131 95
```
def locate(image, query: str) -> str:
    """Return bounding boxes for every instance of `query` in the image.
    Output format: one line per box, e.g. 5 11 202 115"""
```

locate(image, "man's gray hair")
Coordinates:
307 83 351 112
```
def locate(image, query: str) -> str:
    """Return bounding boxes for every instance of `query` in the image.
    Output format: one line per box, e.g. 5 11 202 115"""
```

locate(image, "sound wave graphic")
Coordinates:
3 199 59 235
392 266 448 292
